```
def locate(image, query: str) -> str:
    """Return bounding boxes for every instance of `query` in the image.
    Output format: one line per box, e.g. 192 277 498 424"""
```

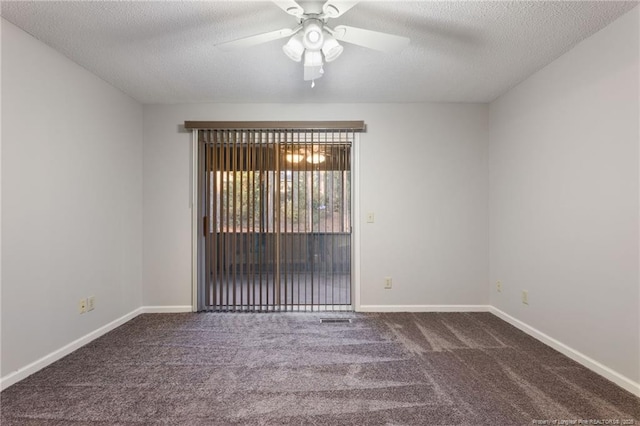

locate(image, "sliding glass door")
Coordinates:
197 129 353 312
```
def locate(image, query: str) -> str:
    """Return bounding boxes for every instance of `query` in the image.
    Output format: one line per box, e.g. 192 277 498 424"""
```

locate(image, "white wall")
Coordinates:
1 19 143 377
489 6 639 384
143 103 489 308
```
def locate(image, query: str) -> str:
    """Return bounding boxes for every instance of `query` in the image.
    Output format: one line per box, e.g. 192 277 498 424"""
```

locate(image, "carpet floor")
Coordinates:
1 312 639 425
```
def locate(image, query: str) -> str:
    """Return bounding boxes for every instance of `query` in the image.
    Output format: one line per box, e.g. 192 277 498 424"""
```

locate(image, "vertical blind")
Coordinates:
191 122 364 312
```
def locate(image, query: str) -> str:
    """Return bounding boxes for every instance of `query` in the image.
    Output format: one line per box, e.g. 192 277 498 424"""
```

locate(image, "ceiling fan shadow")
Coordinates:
347 3 483 55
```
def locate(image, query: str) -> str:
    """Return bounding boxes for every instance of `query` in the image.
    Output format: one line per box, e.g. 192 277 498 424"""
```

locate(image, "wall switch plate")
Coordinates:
366 212 375 223
384 277 392 289
496 281 502 292
522 290 529 305
87 296 95 311
79 298 87 314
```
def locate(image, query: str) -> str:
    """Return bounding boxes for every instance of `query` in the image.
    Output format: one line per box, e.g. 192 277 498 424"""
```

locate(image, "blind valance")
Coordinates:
184 121 366 132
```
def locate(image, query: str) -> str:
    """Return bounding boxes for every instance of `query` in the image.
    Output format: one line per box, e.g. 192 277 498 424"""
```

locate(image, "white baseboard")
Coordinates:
0 305 194 391
0 307 143 391
140 305 194 313
489 306 640 397
3 304 637 398
357 304 491 312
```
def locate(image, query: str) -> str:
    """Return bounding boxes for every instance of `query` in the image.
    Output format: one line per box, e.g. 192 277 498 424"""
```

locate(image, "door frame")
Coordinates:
189 131 361 312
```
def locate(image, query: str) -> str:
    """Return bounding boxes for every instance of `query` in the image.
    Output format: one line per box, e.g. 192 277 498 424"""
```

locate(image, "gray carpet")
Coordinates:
1 312 639 425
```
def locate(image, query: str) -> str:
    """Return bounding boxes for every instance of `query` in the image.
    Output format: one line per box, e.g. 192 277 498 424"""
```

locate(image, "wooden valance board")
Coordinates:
184 121 366 132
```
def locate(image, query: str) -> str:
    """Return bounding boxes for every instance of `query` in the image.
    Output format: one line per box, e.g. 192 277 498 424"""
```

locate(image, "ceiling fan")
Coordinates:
217 0 410 85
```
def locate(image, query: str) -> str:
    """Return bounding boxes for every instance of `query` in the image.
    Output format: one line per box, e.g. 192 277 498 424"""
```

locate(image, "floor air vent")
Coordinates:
320 318 352 324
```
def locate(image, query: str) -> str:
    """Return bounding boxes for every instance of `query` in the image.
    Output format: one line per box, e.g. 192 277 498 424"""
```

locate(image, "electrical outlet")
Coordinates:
366 212 375 223
87 296 95 312
384 277 392 289
496 281 502 292
78 298 87 314
522 290 529 305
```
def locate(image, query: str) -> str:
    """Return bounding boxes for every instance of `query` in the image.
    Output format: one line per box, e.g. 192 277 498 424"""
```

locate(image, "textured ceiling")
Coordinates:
1 1 637 104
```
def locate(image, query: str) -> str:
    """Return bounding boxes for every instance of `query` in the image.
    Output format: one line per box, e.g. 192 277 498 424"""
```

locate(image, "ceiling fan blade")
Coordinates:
322 1 359 18
272 0 304 18
217 28 295 51
332 25 409 53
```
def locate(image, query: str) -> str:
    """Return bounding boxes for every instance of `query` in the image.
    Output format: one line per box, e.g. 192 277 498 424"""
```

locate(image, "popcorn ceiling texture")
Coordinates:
1 312 639 424
1 1 637 103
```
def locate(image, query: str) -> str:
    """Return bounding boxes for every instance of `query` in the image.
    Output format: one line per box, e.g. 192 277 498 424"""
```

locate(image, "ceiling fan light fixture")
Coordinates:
307 30 321 43
217 1 411 84
283 33 304 62
307 153 326 164
286 153 305 163
302 19 324 51
321 35 343 62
